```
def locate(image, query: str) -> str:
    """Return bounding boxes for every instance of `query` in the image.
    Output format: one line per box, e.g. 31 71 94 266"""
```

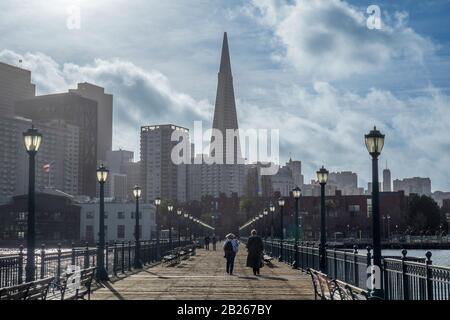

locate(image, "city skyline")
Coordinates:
0 1 449 191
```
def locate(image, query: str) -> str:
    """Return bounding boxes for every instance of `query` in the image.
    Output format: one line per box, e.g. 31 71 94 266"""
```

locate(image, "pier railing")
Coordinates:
0 239 191 288
253 238 450 300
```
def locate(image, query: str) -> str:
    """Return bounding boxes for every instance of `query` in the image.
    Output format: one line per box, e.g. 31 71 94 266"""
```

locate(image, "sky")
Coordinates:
0 0 449 191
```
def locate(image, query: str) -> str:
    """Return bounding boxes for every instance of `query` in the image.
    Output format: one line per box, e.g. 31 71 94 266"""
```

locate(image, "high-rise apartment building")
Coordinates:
70 83 113 162
140 124 188 203
15 92 98 197
0 62 35 116
383 163 392 192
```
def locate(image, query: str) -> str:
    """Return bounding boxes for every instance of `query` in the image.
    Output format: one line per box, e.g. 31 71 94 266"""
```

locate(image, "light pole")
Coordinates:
292 187 301 269
258 213 263 234
167 204 173 249
96 164 109 281
184 213 189 242
270 203 275 240
278 197 285 262
317 166 329 272
189 215 193 241
177 208 182 246
263 209 268 240
23 126 42 282
387 215 391 241
133 185 142 269
365 126 385 299
154 197 161 260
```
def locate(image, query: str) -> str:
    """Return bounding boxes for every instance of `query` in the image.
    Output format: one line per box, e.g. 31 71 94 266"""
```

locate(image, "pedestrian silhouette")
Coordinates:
246 229 264 276
204 235 210 250
223 233 239 275
212 235 217 251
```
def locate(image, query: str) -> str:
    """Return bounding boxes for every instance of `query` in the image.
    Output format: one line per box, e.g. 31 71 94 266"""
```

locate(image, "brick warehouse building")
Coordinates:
0 190 81 245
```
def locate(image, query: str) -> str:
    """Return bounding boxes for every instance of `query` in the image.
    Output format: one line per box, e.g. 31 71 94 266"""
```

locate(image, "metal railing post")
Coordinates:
366 246 372 292
402 249 409 300
128 241 132 271
426 252 433 301
113 241 118 276
353 245 359 287
40 244 45 279
121 242 125 273
84 242 90 269
71 242 76 266
56 243 62 284
18 246 24 284
105 241 109 273
334 247 337 279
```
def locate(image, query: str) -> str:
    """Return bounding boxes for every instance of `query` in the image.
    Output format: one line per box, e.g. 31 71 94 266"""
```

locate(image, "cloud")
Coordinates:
244 0 435 80
0 49 213 158
237 81 450 191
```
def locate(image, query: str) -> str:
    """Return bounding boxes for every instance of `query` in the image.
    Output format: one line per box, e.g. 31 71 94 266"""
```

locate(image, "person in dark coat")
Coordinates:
246 229 264 276
212 235 217 251
204 236 211 250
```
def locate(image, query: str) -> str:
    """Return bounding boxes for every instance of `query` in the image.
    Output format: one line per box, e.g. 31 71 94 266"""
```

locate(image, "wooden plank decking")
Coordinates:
92 244 315 300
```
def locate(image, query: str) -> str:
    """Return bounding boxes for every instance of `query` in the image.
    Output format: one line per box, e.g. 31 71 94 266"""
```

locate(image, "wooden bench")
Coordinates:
54 267 96 300
162 251 180 266
307 268 369 300
263 254 273 266
0 277 55 300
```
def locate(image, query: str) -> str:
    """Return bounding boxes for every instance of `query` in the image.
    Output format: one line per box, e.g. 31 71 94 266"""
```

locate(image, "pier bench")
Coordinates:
263 254 273 266
162 251 181 266
57 267 96 300
0 277 55 300
307 268 368 300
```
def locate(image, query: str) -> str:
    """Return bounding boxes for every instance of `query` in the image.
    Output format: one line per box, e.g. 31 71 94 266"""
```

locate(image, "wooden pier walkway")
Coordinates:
92 245 315 300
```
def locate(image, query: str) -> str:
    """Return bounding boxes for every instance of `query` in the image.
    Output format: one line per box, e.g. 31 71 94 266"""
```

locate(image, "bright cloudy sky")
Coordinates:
1 0 449 191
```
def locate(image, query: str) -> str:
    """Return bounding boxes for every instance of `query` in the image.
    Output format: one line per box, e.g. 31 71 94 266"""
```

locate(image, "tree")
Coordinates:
407 195 441 235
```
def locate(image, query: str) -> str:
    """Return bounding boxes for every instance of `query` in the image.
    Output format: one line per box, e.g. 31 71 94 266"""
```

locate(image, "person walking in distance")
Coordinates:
246 229 264 276
223 233 239 275
204 235 211 250
212 235 217 251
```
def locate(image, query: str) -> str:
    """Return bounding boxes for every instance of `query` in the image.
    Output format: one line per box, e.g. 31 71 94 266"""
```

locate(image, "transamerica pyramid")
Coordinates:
210 32 242 165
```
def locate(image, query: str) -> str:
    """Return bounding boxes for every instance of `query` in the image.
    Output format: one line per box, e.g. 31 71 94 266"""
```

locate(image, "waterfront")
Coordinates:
383 249 450 267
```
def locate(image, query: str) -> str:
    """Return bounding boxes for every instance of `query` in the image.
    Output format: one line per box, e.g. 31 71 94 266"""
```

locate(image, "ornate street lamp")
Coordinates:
189 215 193 241
23 126 42 282
317 166 329 272
263 209 268 240
133 186 142 269
177 208 182 246
96 164 109 281
154 197 161 260
269 203 275 240
167 204 173 249
365 126 385 299
292 186 302 269
278 197 285 262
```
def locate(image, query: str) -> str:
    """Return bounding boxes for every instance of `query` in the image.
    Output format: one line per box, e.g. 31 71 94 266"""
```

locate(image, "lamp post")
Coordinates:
133 186 142 269
258 213 263 234
23 126 42 282
292 186 302 269
270 203 275 240
317 166 329 272
177 208 182 246
278 197 285 262
183 213 189 242
387 215 391 241
96 164 109 281
189 215 193 241
167 204 173 249
263 209 268 240
154 197 161 260
365 126 385 299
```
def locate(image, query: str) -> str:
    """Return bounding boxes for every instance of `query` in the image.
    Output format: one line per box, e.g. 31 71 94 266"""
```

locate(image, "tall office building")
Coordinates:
70 83 113 162
124 161 142 201
140 124 188 203
201 32 246 198
106 150 134 174
0 62 35 116
15 92 98 197
383 163 392 192
328 171 362 195
286 159 304 188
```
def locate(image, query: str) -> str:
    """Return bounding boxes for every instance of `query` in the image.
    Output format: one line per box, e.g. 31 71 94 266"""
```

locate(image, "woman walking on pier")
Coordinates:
223 233 239 275
246 230 264 276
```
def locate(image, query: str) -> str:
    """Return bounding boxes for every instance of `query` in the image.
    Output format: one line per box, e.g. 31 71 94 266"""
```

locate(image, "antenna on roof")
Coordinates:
18 59 23 68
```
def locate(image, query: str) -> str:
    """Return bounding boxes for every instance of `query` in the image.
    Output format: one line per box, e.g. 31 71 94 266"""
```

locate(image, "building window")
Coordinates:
86 211 94 219
17 212 27 221
17 231 25 239
117 225 125 239
104 212 109 219
118 212 125 219
131 212 142 219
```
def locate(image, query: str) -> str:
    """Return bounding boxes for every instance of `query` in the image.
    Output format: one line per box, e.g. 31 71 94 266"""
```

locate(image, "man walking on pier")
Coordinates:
212 235 217 251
